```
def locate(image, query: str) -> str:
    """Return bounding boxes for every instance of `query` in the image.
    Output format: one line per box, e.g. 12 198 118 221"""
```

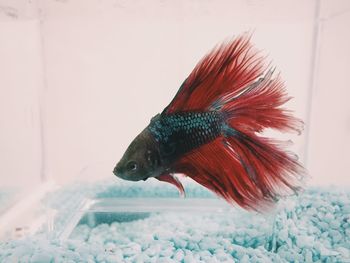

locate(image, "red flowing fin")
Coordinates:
162 32 306 211
173 135 305 211
170 72 306 210
174 138 262 210
163 33 266 114
219 69 304 134
155 174 185 197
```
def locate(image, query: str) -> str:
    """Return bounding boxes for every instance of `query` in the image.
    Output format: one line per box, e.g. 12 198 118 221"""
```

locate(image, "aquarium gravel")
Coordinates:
0 179 349 262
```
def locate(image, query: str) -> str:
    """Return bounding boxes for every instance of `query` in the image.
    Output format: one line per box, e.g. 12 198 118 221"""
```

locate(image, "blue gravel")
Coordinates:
0 179 349 262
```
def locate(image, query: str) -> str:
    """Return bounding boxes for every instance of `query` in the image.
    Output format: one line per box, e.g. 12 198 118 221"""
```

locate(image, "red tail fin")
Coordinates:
217 69 304 134
163 33 306 210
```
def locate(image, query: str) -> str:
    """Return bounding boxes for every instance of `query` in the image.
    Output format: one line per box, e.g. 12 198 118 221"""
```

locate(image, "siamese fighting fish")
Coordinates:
113 33 305 211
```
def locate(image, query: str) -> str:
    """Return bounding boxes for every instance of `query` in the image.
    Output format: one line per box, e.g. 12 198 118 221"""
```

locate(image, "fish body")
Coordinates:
115 111 222 181
149 111 223 162
114 33 306 211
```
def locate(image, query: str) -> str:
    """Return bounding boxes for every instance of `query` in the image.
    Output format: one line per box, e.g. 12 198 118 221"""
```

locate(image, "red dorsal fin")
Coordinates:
163 33 266 114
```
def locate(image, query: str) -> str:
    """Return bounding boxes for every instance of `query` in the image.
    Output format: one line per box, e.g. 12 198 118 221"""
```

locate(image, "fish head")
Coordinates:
113 128 161 181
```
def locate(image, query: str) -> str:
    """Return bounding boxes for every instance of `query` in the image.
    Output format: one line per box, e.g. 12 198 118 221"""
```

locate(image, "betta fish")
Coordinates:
113 33 305 211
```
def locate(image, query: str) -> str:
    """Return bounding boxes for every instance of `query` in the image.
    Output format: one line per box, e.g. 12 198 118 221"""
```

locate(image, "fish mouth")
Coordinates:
113 165 121 177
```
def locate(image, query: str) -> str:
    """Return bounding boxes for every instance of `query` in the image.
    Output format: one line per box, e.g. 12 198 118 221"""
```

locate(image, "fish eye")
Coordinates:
126 161 138 172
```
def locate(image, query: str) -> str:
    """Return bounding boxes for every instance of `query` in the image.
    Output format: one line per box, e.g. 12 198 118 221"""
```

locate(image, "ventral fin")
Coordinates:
155 174 185 197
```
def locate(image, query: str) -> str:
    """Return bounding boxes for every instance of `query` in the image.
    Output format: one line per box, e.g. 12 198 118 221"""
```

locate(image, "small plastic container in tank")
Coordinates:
59 198 233 241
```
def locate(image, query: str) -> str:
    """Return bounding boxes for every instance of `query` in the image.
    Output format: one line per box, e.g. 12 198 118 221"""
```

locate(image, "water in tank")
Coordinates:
0 0 349 262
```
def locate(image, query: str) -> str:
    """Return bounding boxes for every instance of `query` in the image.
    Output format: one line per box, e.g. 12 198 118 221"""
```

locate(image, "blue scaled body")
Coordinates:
148 112 223 160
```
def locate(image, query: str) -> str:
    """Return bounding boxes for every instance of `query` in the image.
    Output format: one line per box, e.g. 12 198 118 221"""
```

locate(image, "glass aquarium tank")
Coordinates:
0 0 349 262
